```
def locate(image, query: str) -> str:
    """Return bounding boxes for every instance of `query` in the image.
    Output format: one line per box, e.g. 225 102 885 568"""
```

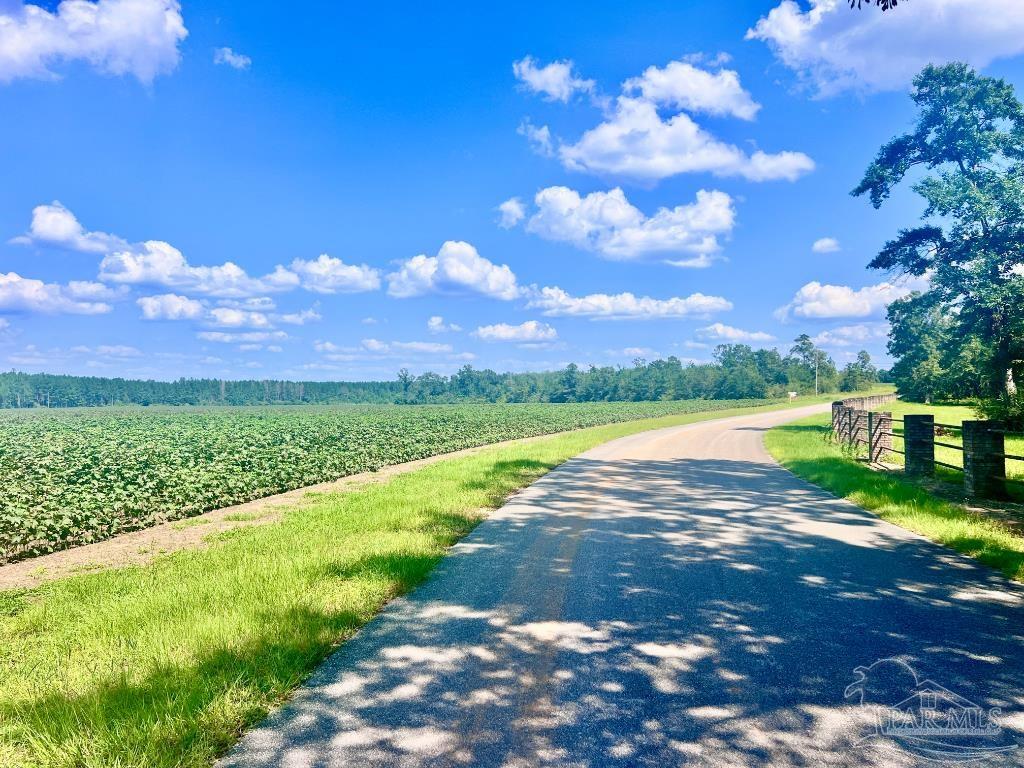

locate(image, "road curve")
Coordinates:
220 403 1024 767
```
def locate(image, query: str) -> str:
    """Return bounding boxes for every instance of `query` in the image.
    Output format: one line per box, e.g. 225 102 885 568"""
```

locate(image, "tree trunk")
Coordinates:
1009 366 1019 397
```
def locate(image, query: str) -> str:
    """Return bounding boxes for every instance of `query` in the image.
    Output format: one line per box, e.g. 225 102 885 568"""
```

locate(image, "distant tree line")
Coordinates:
0 336 879 409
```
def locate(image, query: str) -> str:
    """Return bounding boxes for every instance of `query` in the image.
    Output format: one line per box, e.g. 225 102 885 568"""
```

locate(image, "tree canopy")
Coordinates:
854 63 1024 419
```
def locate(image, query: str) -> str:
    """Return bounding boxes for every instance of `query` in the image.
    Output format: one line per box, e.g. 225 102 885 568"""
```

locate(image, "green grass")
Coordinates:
766 413 1024 585
0 394 845 768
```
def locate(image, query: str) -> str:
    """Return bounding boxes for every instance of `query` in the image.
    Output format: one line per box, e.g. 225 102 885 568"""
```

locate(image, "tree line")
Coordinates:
0 336 879 409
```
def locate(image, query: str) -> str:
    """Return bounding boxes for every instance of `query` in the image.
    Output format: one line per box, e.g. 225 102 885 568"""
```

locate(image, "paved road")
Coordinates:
221 404 1024 767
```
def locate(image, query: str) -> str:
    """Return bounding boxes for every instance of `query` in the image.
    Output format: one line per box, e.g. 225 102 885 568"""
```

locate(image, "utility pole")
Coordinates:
815 355 819 396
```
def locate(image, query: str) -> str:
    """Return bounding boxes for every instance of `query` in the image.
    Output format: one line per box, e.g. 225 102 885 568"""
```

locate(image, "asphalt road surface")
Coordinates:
220 403 1024 767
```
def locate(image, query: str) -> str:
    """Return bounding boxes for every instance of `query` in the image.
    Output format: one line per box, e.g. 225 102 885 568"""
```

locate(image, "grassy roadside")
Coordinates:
0 394 841 768
765 413 1024 584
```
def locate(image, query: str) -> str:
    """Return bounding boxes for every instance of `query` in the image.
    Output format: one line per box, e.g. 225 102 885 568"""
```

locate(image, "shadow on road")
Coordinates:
221 451 1024 767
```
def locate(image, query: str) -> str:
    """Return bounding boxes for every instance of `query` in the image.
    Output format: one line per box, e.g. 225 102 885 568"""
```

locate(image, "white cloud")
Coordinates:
623 60 760 120
289 254 381 294
368 339 452 354
473 320 558 343
518 119 553 157
497 197 526 229
811 322 888 348
100 240 299 298
746 0 1024 96
698 322 775 342
207 307 272 329
522 185 734 263
387 241 520 300
0 0 187 84
278 308 321 325
94 344 142 357
427 315 461 333
13 201 125 253
776 278 927 320
558 96 814 183
512 55 594 102
137 292 204 320
812 237 840 254
527 285 732 320
0 272 112 314
197 330 287 344
17 202 379 299
213 46 250 70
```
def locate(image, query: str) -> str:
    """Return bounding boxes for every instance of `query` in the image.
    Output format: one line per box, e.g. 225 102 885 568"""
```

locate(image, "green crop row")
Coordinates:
0 400 768 563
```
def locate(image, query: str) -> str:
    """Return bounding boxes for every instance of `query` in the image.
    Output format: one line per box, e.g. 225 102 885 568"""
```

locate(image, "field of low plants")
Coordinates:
0 399 768 563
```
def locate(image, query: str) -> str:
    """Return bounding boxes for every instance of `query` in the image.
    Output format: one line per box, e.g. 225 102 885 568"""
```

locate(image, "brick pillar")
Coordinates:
852 409 869 456
905 415 935 477
869 411 893 463
832 401 844 438
963 421 1006 499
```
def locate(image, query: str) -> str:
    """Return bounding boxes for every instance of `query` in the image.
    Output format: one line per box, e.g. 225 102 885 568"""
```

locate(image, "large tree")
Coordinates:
853 63 1024 401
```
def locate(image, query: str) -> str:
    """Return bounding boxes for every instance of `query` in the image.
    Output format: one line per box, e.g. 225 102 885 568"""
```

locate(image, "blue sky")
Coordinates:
1 0 1021 381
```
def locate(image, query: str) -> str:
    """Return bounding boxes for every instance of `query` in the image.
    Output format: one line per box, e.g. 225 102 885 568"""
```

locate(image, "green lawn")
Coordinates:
0 395 842 768
766 413 1024 586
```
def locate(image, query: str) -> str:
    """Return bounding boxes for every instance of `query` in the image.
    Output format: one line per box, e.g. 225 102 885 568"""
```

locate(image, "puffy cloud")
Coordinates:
776 278 927 320
207 307 272 328
558 97 814 183
0 271 112 314
512 55 594 102
0 0 187 84
12 201 125 253
473 320 558 343
517 119 553 157
811 322 888 347
521 185 734 263
496 197 526 229
213 46 250 70
746 0 1024 96
17 202 380 299
137 292 204 320
100 240 299 297
289 254 381 294
812 237 840 254
623 60 760 120
427 315 461 333
698 322 775 342
387 241 520 300
527 285 732 320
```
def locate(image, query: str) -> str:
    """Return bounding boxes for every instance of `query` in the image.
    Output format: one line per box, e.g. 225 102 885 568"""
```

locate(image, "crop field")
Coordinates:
0 399 769 563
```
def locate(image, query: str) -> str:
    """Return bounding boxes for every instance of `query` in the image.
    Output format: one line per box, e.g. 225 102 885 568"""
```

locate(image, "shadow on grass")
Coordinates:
459 458 555 506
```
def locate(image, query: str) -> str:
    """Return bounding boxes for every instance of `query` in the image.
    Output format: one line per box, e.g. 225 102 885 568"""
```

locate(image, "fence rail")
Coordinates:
830 396 1019 500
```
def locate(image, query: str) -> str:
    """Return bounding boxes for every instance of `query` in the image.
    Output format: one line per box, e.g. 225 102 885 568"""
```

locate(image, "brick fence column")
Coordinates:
852 409 869 457
841 406 853 445
905 414 935 477
832 401 844 437
869 411 893 464
963 421 1006 499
